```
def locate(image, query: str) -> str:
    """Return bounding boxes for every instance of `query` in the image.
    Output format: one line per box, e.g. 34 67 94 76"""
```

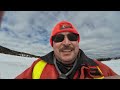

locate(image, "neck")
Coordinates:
55 56 76 65
57 59 75 67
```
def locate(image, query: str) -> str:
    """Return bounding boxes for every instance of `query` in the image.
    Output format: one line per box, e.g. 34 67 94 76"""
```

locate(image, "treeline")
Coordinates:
0 45 40 58
0 45 120 61
97 57 120 61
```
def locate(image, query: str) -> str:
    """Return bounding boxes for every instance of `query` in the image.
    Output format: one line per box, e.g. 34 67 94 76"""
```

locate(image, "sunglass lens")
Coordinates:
53 34 64 42
68 33 78 41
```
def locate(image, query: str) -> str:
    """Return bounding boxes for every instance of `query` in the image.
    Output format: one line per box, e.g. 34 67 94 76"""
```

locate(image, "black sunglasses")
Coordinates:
52 33 79 43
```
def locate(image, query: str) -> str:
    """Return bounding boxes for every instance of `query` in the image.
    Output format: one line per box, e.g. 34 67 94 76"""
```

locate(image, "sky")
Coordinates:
0 11 120 59
0 53 120 79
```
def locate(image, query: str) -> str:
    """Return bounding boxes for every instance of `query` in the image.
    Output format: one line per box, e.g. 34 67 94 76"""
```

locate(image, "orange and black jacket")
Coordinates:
15 49 117 79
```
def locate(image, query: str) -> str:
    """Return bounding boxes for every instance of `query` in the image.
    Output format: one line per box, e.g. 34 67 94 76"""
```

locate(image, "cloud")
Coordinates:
0 11 120 58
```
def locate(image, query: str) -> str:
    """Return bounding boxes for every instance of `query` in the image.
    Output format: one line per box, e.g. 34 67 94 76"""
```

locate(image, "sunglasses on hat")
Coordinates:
52 33 79 43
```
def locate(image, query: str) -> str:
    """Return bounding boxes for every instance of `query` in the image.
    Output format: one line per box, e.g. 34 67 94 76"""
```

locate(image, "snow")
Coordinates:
102 60 120 75
0 53 120 79
0 53 37 79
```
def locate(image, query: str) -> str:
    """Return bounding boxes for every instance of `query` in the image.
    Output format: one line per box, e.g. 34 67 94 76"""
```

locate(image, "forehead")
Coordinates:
57 32 72 35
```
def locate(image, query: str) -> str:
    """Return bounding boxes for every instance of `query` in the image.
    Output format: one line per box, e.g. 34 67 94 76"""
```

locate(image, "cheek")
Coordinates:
73 41 79 47
75 44 79 49
53 42 61 52
73 42 79 52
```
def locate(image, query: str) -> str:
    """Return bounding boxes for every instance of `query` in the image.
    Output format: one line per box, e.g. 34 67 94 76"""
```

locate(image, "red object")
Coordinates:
50 21 80 47
0 11 4 25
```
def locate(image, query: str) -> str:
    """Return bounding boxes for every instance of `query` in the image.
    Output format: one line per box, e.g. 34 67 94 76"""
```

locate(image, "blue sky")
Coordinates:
0 11 120 59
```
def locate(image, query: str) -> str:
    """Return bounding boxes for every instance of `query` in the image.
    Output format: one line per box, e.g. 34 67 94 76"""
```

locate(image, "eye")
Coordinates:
68 33 78 41
53 34 64 42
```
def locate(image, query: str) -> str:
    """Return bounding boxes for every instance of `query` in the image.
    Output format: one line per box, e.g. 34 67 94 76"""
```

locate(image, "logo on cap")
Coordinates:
60 23 73 30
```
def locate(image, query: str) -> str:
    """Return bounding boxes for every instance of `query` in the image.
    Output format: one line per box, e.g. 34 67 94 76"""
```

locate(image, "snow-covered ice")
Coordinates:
0 53 120 79
0 53 37 79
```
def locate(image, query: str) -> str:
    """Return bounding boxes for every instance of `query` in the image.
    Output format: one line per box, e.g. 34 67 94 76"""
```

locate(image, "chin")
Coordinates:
62 55 71 59
61 58 73 62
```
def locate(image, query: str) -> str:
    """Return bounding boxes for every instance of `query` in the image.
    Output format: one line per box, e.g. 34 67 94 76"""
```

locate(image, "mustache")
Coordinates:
59 45 74 52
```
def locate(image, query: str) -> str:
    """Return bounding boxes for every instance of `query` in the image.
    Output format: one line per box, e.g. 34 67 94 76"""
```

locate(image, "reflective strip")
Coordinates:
94 66 104 79
32 60 47 79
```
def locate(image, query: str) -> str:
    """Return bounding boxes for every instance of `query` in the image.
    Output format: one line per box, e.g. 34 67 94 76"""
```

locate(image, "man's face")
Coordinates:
52 32 79 64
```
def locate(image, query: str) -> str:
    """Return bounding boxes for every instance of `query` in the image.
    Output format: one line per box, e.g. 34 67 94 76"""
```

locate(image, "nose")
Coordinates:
62 36 71 45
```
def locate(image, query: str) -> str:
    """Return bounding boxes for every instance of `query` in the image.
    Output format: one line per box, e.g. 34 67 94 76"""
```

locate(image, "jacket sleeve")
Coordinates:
15 59 41 79
94 60 118 77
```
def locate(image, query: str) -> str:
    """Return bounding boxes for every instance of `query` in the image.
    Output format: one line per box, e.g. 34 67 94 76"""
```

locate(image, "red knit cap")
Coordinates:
50 21 80 47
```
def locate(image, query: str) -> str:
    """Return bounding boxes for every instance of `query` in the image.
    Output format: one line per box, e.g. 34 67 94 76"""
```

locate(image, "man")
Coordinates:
15 20 119 79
